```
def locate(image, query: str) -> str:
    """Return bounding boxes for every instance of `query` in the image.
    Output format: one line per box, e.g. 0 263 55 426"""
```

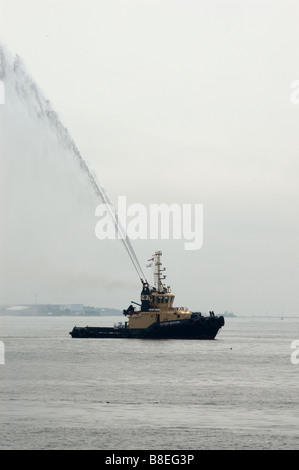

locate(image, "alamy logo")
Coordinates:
290 80 299 104
0 59 4 105
95 196 203 251
0 80 4 104
0 340 4 365
290 340 299 365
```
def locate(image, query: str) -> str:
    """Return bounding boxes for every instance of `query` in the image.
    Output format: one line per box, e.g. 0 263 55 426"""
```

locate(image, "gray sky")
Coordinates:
0 0 299 315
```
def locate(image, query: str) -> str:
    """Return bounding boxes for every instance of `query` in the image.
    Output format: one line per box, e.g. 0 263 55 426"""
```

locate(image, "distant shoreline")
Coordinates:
1 305 298 318
1 304 237 317
0 304 122 316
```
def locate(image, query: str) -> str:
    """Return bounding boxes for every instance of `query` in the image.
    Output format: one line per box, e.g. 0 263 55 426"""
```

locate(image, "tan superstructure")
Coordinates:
124 251 191 329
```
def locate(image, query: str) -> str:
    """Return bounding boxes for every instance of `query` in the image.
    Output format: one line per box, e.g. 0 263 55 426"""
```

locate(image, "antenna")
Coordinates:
153 251 167 293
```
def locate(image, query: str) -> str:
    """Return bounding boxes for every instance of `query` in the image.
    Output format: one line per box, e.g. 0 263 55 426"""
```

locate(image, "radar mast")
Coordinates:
153 251 167 293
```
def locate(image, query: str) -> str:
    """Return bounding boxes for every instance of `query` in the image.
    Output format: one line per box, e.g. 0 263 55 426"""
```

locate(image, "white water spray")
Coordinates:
87 170 146 281
0 45 145 303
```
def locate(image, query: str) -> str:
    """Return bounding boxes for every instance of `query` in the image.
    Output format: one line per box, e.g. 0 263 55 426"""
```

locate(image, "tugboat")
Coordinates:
69 251 224 339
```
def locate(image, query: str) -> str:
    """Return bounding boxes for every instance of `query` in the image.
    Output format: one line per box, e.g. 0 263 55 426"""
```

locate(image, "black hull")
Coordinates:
70 316 225 340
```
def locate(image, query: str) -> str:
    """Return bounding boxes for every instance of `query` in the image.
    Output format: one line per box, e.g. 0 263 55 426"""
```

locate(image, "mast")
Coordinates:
153 251 167 293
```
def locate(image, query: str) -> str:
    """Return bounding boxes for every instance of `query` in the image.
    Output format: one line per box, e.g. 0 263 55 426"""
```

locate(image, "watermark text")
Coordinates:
95 196 203 251
0 80 4 104
290 80 299 104
290 340 299 365
0 340 4 365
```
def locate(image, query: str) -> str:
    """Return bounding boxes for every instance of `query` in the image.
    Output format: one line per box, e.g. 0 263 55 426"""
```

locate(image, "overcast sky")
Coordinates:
1 0 299 315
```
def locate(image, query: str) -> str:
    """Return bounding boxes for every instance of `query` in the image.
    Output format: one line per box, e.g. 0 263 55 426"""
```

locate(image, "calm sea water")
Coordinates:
0 315 298 450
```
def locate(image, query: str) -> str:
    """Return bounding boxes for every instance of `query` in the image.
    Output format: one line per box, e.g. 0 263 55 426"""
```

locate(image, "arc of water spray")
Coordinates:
91 168 146 282
1 45 146 283
76 156 146 283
